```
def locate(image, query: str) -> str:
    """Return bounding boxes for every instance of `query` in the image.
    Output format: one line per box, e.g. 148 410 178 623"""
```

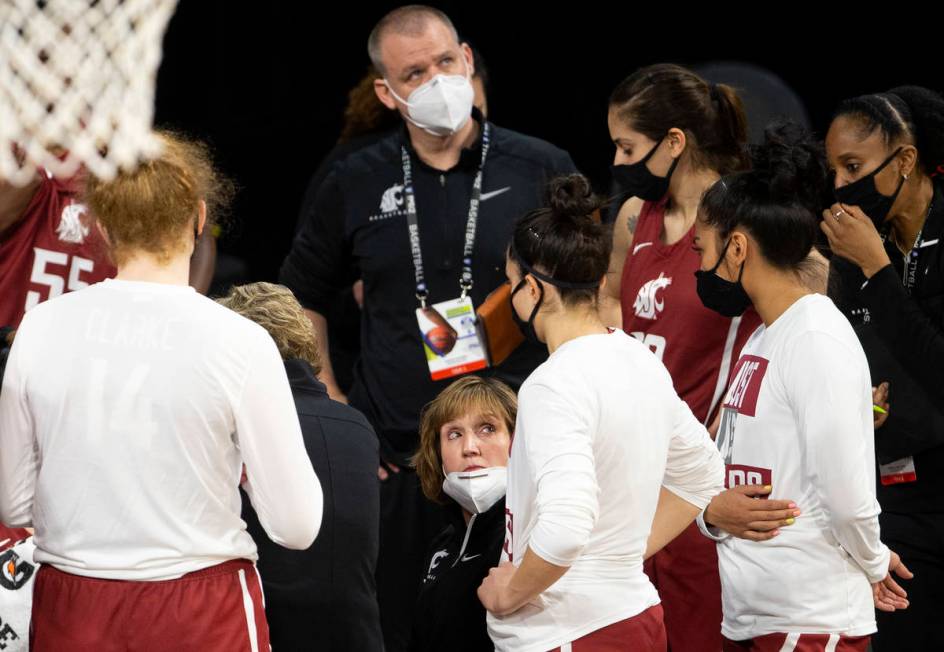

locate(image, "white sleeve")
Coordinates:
235 333 323 550
0 324 39 527
662 396 726 510
521 381 599 568
696 510 731 542
789 332 889 583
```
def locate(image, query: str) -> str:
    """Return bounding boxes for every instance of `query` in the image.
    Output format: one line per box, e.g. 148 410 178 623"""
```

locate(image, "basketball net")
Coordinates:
0 0 178 185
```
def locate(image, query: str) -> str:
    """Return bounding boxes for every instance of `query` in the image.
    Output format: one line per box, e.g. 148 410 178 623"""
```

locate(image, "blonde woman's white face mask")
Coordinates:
442 466 507 514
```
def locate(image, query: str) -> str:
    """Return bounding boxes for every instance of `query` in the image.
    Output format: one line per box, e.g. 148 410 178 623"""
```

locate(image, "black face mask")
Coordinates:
694 239 751 318
610 136 680 202
510 277 545 343
834 147 905 229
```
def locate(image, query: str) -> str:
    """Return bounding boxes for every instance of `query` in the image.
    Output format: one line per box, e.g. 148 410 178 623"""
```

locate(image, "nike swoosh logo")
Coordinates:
480 187 511 201
461 554 482 562
633 242 653 255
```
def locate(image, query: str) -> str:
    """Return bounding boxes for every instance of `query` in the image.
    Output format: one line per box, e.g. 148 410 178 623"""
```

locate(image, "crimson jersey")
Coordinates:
620 198 761 423
0 173 115 328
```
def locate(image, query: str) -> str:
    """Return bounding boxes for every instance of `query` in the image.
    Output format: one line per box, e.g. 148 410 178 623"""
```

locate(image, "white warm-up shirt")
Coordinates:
487 330 725 652
0 279 322 580
698 294 889 639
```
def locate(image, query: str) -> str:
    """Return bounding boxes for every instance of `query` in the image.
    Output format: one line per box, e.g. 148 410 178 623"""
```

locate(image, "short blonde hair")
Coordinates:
84 130 233 266
217 282 321 373
412 376 517 504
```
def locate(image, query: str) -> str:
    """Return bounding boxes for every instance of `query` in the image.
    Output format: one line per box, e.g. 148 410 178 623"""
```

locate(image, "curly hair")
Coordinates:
84 130 234 266
412 376 516 504
339 66 401 144
217 282 321 374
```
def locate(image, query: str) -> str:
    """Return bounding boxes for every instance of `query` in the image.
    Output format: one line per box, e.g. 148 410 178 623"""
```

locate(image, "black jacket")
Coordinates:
411 498 505 652
829 179 944 514
241 358 383 651
280 110 576 459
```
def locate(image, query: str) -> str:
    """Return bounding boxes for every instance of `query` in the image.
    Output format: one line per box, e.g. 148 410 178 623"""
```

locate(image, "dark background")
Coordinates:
153 1 942 284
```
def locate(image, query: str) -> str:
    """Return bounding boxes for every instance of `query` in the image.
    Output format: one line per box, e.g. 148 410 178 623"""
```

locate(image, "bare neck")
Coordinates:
543 304 609 354
889 174 935 253
663 167 721 243
406 118 479 172
0 177 42 238
750 268 813 327
116 250 192 286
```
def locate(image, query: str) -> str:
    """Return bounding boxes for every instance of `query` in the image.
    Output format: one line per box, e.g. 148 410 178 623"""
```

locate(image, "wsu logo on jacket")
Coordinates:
370 183 407 222
633 273 672 320
379 183 404 213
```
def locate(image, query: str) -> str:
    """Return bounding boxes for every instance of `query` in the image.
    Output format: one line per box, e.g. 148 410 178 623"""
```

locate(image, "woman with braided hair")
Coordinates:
824 86 944 651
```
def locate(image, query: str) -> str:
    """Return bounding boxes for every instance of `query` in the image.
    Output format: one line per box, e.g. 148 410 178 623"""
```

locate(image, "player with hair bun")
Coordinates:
695 122 909 652
479 173 725 652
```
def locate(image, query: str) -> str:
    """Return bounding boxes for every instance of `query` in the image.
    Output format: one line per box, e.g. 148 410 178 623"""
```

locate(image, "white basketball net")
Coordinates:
0 0 178 185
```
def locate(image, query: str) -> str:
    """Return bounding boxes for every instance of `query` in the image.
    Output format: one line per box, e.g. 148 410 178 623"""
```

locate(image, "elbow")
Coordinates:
267 480 324 550
0 491 33 528
0 509 32 529
830 504 879 534
280 522 319 551
531 505 597 566
666 456 726 511
533 526 591 567
271 505 322 550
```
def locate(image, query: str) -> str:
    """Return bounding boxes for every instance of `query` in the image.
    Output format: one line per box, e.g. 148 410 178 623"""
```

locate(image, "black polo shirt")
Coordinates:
281 112 576 457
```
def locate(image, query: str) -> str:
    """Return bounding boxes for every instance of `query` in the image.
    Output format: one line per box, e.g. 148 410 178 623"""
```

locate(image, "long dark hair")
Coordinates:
609 63 750 175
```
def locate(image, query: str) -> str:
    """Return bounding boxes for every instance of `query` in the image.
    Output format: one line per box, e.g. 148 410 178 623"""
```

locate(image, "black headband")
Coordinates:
509 240 601 290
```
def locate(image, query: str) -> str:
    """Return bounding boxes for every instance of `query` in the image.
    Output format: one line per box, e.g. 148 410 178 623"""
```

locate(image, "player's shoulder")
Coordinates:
189 294 274 343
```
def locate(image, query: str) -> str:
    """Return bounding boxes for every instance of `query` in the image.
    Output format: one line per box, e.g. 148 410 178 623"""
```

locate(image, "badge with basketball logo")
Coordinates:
415 296 487 381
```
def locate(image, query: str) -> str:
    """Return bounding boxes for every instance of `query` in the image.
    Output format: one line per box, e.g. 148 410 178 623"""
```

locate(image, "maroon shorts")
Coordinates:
644 521 722 652
549 604 667 652
722 632 871 652
31 558 269 652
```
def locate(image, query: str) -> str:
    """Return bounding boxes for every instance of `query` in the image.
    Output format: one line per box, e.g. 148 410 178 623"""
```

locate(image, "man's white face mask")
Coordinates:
385 56 474 137
442 466 506 514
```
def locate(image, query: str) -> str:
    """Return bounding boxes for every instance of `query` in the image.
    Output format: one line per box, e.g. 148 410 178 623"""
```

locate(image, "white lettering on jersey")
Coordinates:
56 203 90 244
630 331 667 360
25 248 94 312
727 360 762 411
633 272 672 320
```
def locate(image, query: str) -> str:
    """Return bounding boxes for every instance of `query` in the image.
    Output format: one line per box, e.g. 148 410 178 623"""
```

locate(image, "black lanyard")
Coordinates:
883 196 934 295
401 122 491 308
902 227 924 294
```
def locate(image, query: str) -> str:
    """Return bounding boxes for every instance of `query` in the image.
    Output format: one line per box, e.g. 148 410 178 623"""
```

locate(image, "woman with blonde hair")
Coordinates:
0 133 322 651
410 375 516 652
220 281 383 651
